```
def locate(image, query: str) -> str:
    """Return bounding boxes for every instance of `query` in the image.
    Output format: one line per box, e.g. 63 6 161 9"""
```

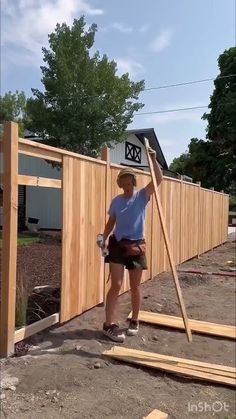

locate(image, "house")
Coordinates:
0 128 172 230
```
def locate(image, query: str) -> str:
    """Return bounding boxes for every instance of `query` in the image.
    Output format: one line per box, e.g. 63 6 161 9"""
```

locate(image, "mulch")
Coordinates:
0 238 61 331
0 240 61 295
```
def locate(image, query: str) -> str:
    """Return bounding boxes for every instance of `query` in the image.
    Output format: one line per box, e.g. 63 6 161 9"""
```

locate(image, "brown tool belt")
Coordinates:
118 238 146 257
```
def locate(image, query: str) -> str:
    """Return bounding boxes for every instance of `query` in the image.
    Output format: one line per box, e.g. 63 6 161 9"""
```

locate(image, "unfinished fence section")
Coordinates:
61 156 106 322
0 122 229 356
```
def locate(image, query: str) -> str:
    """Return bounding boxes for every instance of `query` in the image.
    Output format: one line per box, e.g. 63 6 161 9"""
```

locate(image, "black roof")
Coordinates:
126 128 168 170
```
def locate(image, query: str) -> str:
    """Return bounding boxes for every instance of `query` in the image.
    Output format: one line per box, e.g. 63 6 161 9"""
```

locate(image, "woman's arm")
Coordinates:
103 215 116 240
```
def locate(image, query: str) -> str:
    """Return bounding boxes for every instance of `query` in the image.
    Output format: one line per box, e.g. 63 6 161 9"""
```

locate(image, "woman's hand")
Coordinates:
148 147 156 160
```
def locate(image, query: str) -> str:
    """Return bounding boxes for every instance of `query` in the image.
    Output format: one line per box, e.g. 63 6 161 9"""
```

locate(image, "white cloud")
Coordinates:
100 22 133 33
2 0 104 66
150 29 173 53
116 58 144 77
112 23 133 33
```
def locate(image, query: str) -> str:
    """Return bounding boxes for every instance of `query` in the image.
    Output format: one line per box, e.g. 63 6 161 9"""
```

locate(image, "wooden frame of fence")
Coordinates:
0 122 229 357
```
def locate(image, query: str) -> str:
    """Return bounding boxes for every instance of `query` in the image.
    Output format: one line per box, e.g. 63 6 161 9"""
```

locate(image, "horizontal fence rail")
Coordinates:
0 122 229 356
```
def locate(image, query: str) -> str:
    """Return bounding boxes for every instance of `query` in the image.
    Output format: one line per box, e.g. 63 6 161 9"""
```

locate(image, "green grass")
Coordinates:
0 232 39 249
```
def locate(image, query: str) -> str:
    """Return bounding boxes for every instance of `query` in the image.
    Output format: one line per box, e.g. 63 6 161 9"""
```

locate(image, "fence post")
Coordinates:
101 146 111 303
210 187 214 250
179 175 184 263
197 181 201 257
0 122 18 357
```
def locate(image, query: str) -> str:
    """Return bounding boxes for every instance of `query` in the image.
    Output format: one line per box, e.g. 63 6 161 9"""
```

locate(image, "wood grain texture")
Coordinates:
18 174 62 188
103 346 236 387
14 313 59 343
144 409 168 419
129 311 236 339
0 122 18 357
61 156 106 322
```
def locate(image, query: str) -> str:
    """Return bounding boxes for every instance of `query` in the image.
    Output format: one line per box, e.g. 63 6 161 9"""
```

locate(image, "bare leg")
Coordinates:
105 263 124 325
129 268 143 320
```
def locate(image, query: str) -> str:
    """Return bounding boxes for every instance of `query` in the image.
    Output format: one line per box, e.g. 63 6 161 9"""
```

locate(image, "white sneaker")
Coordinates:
127 319 139 336
102 323 125 343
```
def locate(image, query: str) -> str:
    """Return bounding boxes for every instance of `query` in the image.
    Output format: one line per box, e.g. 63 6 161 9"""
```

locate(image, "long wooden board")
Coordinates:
107 342 235 373
144 409 168 419
0 122 18 357
103 346 236 387
18 174 62 188
128 311 236 340
144 138 192 342
14 313 59 343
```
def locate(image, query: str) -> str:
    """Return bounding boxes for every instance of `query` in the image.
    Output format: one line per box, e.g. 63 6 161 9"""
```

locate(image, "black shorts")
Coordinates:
105 235 147 270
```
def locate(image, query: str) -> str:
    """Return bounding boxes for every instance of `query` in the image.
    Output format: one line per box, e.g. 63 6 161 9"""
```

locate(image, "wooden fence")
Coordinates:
0 122 229 357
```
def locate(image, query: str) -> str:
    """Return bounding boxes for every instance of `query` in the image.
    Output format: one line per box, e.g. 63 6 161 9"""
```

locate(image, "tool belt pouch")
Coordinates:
118 239 146 257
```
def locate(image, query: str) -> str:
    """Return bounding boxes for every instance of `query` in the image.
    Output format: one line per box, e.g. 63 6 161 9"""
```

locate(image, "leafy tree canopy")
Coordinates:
0 91 27 136
27 17 145 156
170 47 236 193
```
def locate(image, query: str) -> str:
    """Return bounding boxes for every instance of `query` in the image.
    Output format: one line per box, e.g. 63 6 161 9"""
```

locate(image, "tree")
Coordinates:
0 91 27 136
170 47 236 193
169 138 216 188
27 17 145 156
202 47 236 192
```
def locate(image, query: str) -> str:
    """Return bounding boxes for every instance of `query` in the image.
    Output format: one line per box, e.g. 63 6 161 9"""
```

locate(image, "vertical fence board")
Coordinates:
61 157 106 323
0 122 18 357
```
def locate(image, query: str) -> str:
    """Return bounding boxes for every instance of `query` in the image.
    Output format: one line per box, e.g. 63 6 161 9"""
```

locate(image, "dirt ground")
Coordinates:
1 233 236 419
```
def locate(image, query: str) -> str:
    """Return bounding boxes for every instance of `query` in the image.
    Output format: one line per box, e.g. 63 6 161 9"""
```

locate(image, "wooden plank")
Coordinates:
101 146 111 299
143 409 168 419
129 311 236 339
19 141 62 162
172 364 235 379
103 346 236 387
60 156 106 323
14 313 59 343
144 138 192 342
113 332 236 374
18 174 62 188
61 156 74 322
19 138 107 165
0 122 18 357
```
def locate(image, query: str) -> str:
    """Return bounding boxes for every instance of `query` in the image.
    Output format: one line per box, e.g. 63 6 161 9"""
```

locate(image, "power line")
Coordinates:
134 105 208 116
143 74 236 92
32 74 236 102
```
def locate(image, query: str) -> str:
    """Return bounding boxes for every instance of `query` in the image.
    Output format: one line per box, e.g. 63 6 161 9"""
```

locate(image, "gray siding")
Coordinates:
19 156 61 229
110 134 149 167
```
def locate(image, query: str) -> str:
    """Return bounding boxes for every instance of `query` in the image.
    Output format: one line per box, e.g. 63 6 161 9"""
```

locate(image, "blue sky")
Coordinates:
1 0 235 164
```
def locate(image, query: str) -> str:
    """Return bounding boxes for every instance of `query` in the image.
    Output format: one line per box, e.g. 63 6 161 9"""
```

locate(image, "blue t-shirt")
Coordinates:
108 188 149 241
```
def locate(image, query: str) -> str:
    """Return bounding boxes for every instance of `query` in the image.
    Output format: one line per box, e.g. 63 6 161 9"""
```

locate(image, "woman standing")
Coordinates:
99 148 163 342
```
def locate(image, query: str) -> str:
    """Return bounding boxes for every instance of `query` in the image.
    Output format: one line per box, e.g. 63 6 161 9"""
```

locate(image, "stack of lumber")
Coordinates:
103 346 236 387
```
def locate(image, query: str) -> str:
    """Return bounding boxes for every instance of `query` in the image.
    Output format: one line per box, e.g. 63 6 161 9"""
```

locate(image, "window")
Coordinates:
125 141 141 163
